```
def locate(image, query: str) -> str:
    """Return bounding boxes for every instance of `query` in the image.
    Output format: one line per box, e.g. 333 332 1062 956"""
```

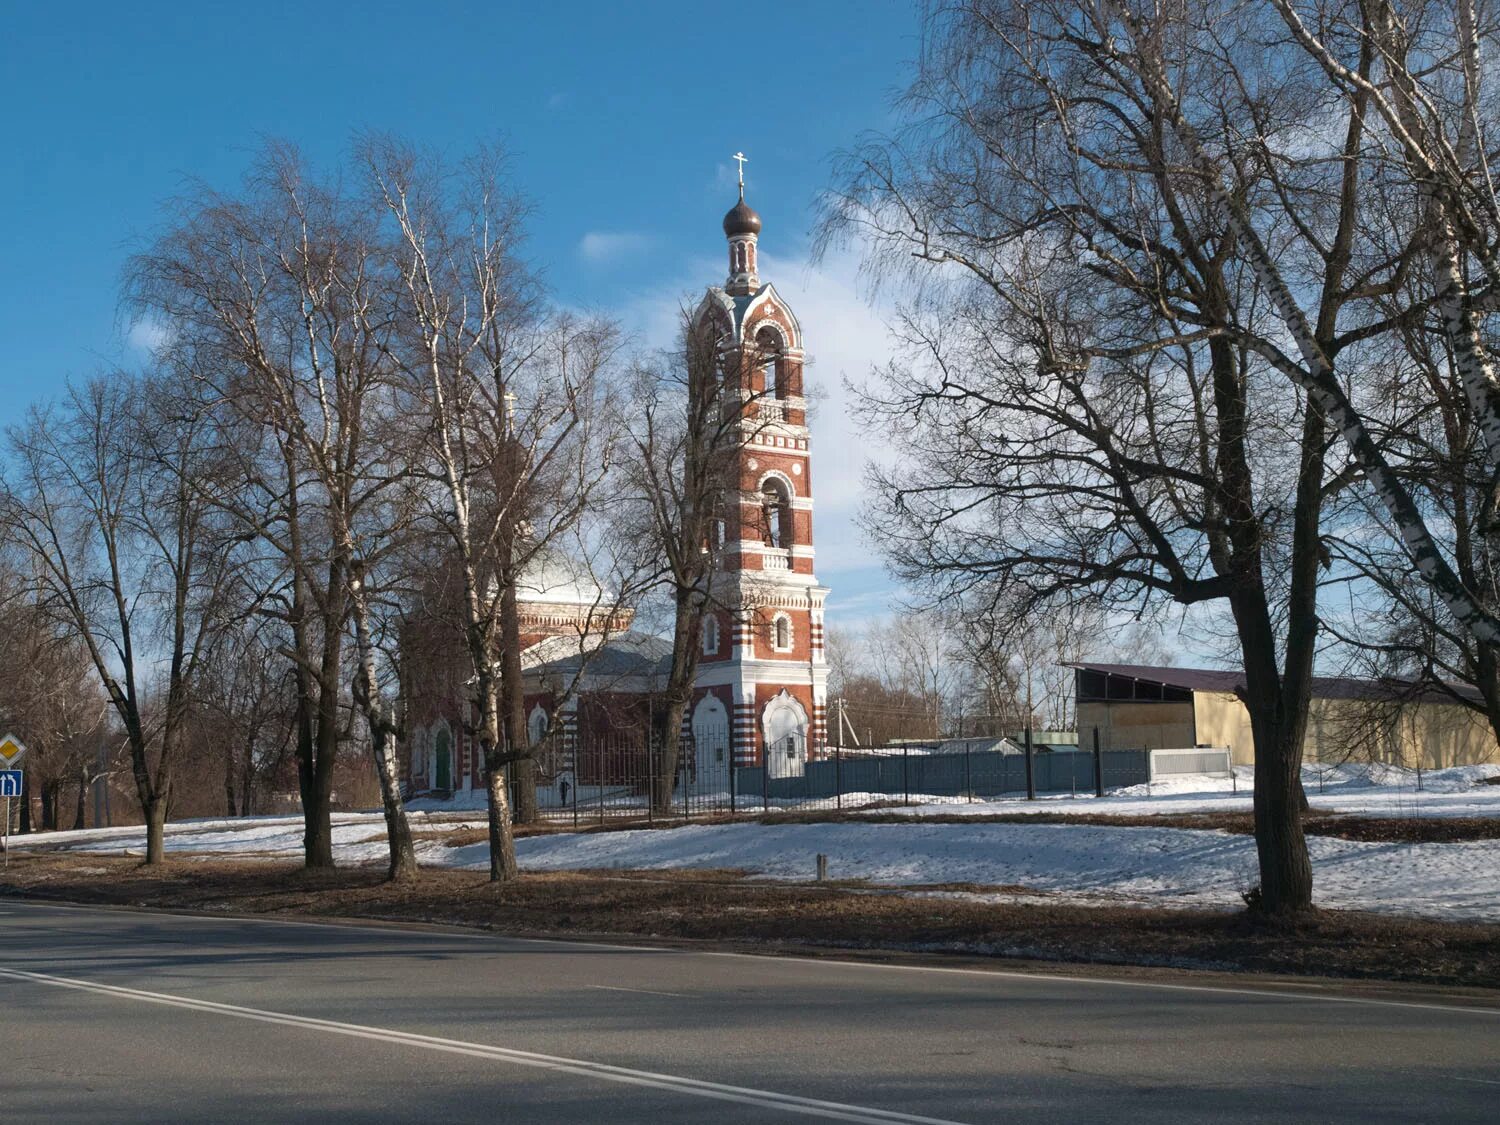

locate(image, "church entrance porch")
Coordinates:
762 690 809 779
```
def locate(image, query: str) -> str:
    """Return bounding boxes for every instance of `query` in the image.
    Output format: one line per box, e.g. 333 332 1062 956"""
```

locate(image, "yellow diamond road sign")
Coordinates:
0 734 26 765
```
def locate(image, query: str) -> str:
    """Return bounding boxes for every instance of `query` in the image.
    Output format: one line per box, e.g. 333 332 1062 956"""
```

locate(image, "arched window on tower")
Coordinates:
761 479 792 548
702 615 720 656
772 613 792 652
756 327 789 401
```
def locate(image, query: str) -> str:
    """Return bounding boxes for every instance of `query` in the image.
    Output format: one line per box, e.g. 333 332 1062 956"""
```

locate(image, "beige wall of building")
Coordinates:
1077 700 1194 754
1083 692 1497 768
1193 692 1257 765
1305 697 1496 769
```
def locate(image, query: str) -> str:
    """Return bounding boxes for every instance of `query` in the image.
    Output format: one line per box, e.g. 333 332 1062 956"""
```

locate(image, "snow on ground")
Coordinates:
9 764 1500 923
8 810 484 866
482 821 1500 922
868 762 1500 820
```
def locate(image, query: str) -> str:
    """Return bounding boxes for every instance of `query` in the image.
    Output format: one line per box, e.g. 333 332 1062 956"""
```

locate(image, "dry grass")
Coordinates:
757 807 1500 843
3 852 1497 990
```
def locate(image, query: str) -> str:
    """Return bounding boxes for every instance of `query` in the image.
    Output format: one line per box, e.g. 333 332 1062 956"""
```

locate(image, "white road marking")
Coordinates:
1446 1075 1500 1087
0 966 964 1124
587 984 687 998
7 898 1500 1018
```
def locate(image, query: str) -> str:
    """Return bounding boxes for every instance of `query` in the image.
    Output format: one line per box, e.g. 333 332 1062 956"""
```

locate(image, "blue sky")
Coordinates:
2 0 922 623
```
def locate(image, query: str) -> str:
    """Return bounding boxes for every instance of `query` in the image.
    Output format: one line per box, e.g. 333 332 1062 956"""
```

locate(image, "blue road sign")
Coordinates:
0 770 21 798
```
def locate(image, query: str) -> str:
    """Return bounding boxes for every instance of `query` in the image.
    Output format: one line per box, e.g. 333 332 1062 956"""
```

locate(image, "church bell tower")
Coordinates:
689 155 830 780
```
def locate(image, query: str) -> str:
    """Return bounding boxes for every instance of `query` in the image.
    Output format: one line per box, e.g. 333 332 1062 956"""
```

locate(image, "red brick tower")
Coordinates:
689 170 829 782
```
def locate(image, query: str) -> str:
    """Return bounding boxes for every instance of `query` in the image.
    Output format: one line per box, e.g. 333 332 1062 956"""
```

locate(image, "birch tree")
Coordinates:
364 137 622 877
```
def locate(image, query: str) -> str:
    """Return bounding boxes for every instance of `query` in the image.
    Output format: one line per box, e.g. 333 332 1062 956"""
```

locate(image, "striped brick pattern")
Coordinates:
732 612 755 653
732 701 758 765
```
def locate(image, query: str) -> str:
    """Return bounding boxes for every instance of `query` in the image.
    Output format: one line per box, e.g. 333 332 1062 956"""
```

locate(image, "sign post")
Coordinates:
0 735 30 869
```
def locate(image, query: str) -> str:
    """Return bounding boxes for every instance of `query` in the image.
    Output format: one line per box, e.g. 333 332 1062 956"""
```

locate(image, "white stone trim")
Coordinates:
770 611 793 653
756 468 797 498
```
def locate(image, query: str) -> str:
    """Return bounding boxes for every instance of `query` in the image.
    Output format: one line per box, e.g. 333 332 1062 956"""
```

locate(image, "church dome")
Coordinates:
723 197 762 238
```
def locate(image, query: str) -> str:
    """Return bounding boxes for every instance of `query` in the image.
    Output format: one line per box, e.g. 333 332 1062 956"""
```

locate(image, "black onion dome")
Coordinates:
723 197 762 237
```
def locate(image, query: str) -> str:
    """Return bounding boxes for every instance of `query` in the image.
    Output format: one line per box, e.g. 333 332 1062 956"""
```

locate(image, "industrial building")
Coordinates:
1070 662 1498 768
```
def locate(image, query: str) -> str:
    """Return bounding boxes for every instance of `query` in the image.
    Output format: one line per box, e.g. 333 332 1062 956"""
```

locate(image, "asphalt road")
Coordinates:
0 900 1496 1122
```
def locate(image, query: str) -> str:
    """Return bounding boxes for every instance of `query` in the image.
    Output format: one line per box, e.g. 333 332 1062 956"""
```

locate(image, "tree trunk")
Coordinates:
1238 615 1316 916
1250 725 1314 914
485 762 520 881
19 770 31 834
375 730 417 882
225 737 238 818
74 764 88 830
652 589 703 815
241 738 258 816
499 564 536 825
144 799 168 866
300 649 341 870
38 778 56 831
302 783 335 867
295 697 335 868
350 583 419 884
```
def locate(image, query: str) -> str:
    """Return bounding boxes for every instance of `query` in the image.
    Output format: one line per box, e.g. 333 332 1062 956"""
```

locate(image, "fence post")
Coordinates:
835 743 843 811
965 742 973 802
903 744 910 804
1024 725 1036 801
762 744 769 813
646 739 654 826
729 750 737 816
1092 726 1104 798
681 749 689 821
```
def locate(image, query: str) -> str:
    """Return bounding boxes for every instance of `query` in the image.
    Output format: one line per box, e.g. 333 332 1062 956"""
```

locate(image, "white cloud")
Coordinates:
126 316 174 356
578 231 653 263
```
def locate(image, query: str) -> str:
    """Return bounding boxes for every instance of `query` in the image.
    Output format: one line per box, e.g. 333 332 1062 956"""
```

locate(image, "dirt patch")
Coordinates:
760 807 1500 843
3 852 1496 990
1304 815 1500 843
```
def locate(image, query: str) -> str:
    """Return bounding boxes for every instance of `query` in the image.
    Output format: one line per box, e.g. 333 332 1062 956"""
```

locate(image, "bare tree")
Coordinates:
364 137 622 878
816 0 1423 912
1078 0 1500 659
198 617 297 817
1 374 232 863
0 571 109 831
950 602 1114 736
129 142 416 876
627 309 769 814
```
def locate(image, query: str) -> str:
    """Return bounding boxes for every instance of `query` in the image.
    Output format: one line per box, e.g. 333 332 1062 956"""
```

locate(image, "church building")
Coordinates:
403 178 830 803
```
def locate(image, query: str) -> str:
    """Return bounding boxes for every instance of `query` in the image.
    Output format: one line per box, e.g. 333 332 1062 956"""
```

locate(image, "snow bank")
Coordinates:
10 762 1499 923
487 820 1500 922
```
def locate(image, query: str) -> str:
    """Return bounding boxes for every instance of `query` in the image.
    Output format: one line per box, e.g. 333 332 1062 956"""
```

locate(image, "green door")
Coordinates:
434 728 452 790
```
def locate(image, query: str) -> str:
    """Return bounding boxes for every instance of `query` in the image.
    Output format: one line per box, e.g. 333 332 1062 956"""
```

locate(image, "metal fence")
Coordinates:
526 739 1156 825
